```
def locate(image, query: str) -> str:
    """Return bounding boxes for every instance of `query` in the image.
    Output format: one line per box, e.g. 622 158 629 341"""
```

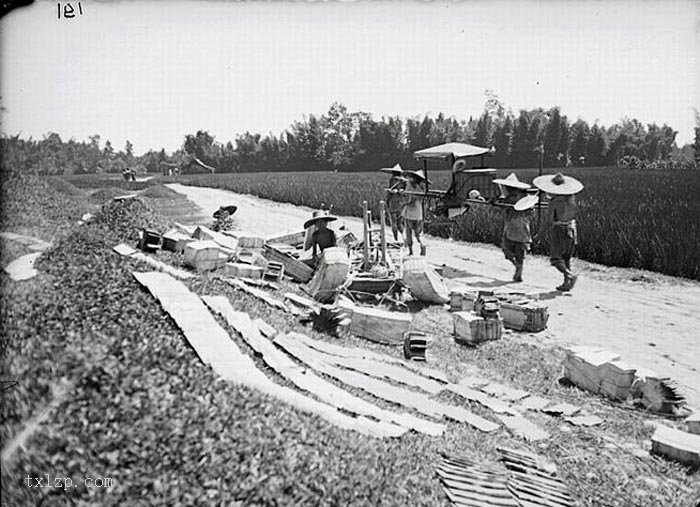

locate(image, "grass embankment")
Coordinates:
1 174 698 505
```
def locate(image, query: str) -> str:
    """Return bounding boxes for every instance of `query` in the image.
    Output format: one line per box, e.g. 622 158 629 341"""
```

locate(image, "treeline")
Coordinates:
2 93 698 175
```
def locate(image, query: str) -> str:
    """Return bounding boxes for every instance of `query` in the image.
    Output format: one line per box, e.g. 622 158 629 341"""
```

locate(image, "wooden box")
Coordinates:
306 247 349 303
402 257 449 304
263 244 313 282
263 261 284 281
266 230 306 248
236 249 268 268
193 226 239 251
686 412 700 435
651 425 700 466
184 241 228 272
449 289 477 312
238 236 266 249
499 299 549 332
224 262 264 280
348 305 412 345
162 229 193 253
561 348 622 396
598 360 636 400
453 312 503 345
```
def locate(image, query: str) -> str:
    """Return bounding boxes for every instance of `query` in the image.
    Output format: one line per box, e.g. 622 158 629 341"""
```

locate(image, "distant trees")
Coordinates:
1 93 697 175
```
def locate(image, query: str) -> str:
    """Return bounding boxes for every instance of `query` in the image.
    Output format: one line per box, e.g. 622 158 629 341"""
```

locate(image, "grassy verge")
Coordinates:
3 174 696 506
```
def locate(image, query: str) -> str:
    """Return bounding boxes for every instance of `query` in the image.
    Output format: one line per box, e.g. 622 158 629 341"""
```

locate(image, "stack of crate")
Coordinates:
452 291 503 346
562 347 638 400
450 289 548 333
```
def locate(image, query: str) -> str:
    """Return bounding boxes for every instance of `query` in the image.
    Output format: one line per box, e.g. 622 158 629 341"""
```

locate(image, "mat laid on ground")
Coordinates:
226 277 298 314
203 296 442 436
438 448 573 507
276 333 498 432
133 271 403 438
292 332 449 383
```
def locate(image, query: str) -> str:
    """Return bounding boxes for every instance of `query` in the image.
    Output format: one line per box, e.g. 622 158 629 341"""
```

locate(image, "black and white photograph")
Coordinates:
1 0 699 505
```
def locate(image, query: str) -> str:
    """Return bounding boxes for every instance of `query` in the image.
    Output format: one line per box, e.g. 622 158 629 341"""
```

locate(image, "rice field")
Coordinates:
63 168 700 280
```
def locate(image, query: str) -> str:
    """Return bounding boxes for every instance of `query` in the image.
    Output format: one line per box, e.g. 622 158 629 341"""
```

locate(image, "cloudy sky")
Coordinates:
1 0 698 155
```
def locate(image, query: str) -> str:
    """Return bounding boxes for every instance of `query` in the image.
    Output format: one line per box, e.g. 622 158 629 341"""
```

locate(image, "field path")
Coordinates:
166 183 700 408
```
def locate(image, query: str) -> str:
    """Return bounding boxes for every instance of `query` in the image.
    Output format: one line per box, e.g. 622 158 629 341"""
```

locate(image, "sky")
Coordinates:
1 0 698 155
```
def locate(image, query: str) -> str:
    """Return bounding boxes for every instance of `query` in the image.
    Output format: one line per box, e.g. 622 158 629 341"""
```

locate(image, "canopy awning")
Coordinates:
413 142 493 160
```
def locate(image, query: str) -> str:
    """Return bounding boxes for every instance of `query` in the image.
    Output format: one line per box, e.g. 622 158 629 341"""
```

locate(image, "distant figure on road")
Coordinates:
302 210 338 268
381 163 406 242
492 173 535 282
533 172 584 291
400 169 428 256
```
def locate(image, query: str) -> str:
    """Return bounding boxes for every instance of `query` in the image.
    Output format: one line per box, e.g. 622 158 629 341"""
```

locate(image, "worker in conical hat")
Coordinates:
493 173 534 282
533 172 584 291
381 163 406 242
400 169 429 256
302 210 338 268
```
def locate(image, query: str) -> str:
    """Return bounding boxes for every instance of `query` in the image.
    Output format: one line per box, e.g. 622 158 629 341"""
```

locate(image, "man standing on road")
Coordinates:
492 173 535 282
401 169 429 256
533 172 584 291
382 163 406 242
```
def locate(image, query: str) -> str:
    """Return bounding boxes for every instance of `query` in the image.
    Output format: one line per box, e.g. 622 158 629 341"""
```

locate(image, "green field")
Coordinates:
85 167 698 281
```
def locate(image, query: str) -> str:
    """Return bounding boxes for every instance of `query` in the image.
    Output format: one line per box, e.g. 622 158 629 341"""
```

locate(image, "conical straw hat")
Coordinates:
533 173 584 195
492 173 531 190
380 163 403 173
304 210 338 230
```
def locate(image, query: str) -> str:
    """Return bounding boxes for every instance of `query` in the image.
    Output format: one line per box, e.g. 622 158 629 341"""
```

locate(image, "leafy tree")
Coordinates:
569 119 590 166
491 115 513 167
472 112 492 148
510 111 531 168
586 124 607 166
543 108 563 167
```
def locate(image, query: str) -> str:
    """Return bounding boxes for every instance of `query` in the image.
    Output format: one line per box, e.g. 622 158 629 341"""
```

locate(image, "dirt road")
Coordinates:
167 183 700 408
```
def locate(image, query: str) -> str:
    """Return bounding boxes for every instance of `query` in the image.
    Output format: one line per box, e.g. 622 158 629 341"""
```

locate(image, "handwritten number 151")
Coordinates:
57 2 83 19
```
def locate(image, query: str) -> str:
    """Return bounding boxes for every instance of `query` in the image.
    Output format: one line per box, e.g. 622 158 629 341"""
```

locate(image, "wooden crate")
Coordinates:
402 257 449 304
193 226 238 251
224 262 264 280
306 247 350 303
347 275 400 295
651 425 700 466
686 412 700 435
348 306 412 345
162 229 193 254
598 360 636 400
449 289 477 312
499 299 549 332
263 244 313 283
562 348 626 397
453 312 502 345
184 241 228 272
266 230 306 248
236 249 268 268
263 261 284 282
238 236 266 249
